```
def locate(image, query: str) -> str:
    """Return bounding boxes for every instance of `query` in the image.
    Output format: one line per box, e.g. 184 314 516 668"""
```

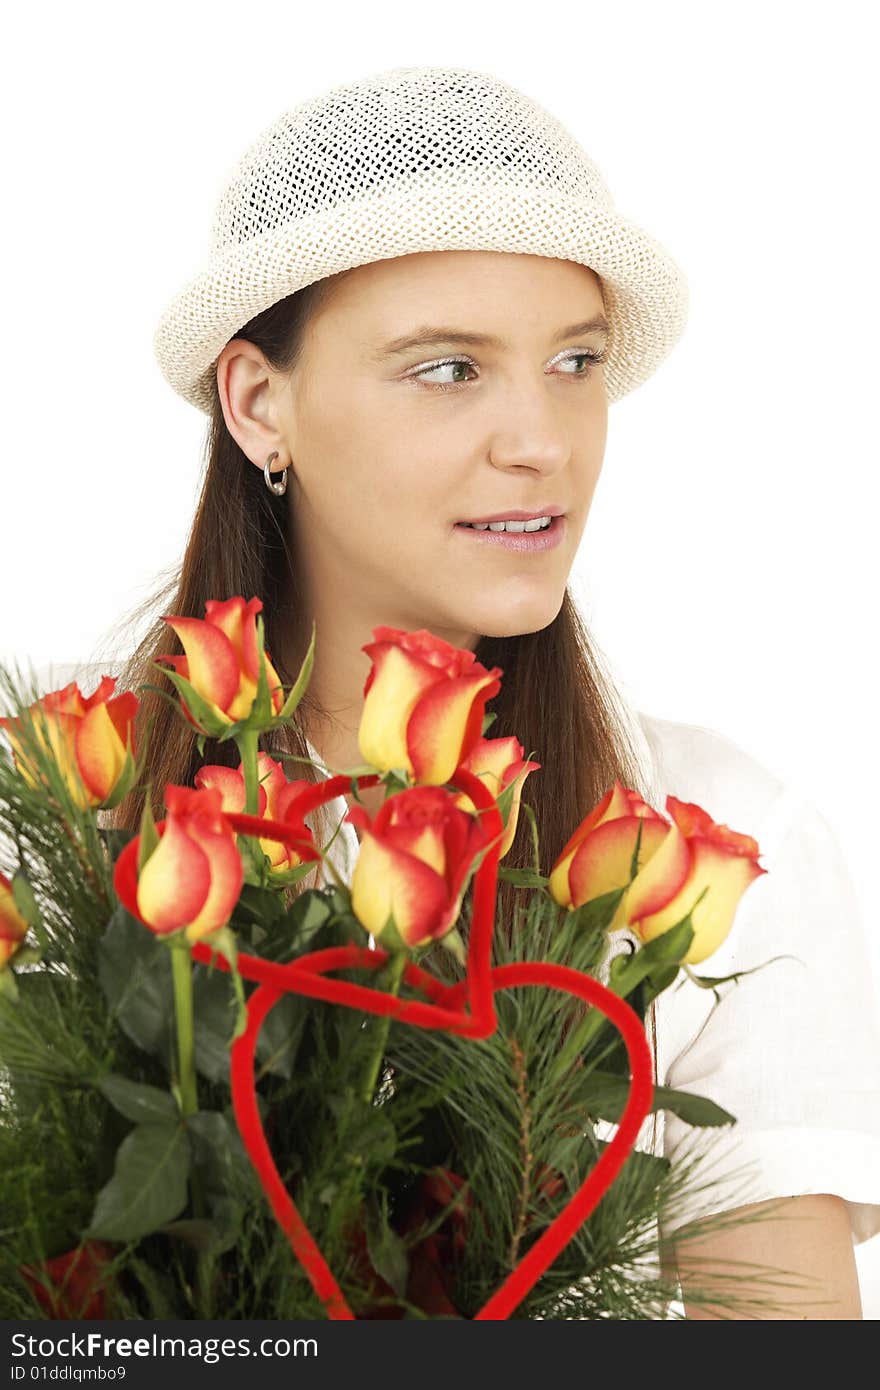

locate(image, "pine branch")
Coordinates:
507 1036 532 1271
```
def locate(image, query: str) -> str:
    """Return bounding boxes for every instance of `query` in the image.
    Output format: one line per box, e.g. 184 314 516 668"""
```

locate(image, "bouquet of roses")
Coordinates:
0 597 775 1320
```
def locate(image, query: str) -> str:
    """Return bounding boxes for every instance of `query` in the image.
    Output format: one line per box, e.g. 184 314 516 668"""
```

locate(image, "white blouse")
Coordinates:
24 662 880 1247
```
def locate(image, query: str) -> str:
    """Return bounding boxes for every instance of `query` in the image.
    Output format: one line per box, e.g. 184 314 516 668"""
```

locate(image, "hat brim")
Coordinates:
153 179 688 414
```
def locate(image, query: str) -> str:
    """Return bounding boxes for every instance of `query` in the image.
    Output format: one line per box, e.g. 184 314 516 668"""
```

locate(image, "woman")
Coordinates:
92 66 879 1317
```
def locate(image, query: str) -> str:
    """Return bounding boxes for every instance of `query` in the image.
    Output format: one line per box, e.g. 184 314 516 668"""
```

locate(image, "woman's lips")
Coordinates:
453 514 566 552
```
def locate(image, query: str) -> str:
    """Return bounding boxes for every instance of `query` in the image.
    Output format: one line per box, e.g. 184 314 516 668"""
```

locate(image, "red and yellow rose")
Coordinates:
357 628 503 785
450 735 540 860
195 750 316 873
549 781 766 964
156 596 285 736
0 676 138 810
113 784 244 943
346 785 492 949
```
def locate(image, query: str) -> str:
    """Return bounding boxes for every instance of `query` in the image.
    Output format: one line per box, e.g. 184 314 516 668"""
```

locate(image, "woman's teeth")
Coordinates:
458 516 553 532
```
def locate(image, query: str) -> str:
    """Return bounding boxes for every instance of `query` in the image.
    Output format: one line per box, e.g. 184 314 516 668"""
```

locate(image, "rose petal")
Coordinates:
358 643 440 772
617 821 691 925
74 701 128 802
182 819 244 942
349 828 448 947
406 671 502 784
137 816 212 934
162 616 241 714
205 597 263 684
637 839 767 964
567 814 673 912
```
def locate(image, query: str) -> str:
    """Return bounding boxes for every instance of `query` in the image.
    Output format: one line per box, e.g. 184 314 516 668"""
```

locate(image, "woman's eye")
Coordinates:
557 350 605 375
412 359 476 390
410 350 606 393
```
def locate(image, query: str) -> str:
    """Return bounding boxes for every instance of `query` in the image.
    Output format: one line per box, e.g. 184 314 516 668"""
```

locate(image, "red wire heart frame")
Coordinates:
191 766 654 1319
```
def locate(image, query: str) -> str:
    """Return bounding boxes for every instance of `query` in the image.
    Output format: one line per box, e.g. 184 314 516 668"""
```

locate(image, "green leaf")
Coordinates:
496 867 548 888
246 888 333 964
98 1074 178 1125
629 815 646 880
493 775 518 827
275 620 316 723
657 1088 737 1128
437 927 466 967
98 903 174 1059
581 1070 737 1128
10 871 41 929
256 992 308 1079
517 797 541 876
160 1217 226 1252
190 965 306 1081
234 881 288 928
237 834 269 885
99 744 140 811
0 968 19 1001
190 966 241 1083
640 962 680 1007
136 797 160 875
639 917 696 966
187 1111 253 1254
86 1119 191 1241
595 1137 672 1184
248 613 273 726
681 953 799 992
261 859 321 890
188 1110 251 1184
569 888 628 937
608 918 695 1000
148 664 228 739
364 1195 409 1298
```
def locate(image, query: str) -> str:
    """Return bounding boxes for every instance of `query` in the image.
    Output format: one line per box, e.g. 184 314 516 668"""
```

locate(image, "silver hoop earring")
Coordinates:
263 451 289 496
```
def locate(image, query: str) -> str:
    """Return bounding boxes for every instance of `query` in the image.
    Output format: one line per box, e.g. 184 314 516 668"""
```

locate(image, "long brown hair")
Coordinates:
102 279 660 1103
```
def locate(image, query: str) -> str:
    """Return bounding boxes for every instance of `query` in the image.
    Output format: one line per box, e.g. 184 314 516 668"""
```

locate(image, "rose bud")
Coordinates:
0 676 138 811
195 750 315 872
0 871 28 972
626 796 767 964
113 784 244 944
357 627 503 785
156 596 285 736
450 735 541 860
346 785 492 949
549 781 673 914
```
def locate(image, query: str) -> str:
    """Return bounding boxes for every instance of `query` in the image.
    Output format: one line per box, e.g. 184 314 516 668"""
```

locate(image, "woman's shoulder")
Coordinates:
632 709 795 849
635 707 786 798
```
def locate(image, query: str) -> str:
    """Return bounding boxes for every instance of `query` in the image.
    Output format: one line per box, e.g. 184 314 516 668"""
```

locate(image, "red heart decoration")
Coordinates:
189 765 654 1318
187 940 653 1320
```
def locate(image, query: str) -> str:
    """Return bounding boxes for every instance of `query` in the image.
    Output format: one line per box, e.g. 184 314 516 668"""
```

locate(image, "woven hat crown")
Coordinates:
154 65 688 412
210 67 613 253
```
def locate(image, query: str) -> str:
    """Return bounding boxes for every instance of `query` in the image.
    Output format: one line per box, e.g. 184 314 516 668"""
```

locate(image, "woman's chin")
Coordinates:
459 594 565 641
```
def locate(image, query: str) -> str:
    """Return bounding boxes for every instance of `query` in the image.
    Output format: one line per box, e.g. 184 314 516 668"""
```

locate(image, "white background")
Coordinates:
2 0 878 1315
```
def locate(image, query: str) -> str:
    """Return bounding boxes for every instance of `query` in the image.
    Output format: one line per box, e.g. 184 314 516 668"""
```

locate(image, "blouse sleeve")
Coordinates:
657 789 880 1247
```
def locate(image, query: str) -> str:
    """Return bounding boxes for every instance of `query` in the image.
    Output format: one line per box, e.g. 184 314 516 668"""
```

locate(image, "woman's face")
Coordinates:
241 250 609 650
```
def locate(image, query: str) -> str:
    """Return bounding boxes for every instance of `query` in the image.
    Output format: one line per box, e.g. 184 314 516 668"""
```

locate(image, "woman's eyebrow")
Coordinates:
371 316 610 360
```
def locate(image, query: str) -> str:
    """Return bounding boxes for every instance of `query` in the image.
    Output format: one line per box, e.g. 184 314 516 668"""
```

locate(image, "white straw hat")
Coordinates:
153 65 688 414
